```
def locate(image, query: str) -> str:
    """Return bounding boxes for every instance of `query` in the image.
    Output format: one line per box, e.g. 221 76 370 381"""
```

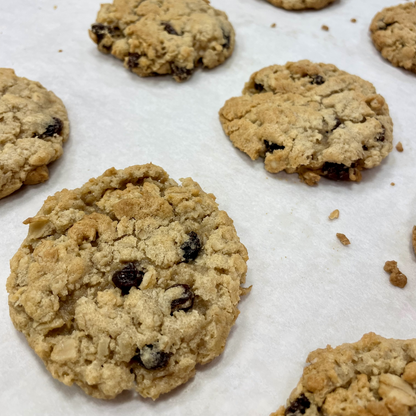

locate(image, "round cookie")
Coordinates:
89 0 235 82
265 0 335 11
219 60 393 186
6 164 249 400
0 69 69 199
272 333 416 416
370 2 416 73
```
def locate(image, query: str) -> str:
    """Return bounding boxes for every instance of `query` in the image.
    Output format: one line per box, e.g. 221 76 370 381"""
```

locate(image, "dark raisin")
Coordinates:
127 53 141 69
285 394 311 415
332 117 342 131
132 345 170 370
112 263 143 295
322 162 350 181
363 145 368 151
167 284 194 314
376 127 386 142
40 117 63 138
222 31 231 49
264 140 285 153
162 22 179 36
91 23 110 44
181 232 201 262
171 64 194 81
311 75 325 85
254 82 264 92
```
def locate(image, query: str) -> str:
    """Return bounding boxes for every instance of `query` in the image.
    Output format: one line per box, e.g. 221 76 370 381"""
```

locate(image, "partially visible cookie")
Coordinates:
89 0 235 82
272 333 416 416
219 60 393 186
265 0 335 10
370 2 416 73
6 164 249 400
0 69 69 199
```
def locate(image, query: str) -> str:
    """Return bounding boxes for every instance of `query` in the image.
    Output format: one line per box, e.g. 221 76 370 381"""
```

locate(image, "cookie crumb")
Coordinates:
58 49 63 53
336 233 350 246
54 5 57 9
391 182 395 186
412 226 416 255
384 261 407 288
321 25 329 31
329 209 340 220
271 23 276 28
351 18 357 23
396 142 404 152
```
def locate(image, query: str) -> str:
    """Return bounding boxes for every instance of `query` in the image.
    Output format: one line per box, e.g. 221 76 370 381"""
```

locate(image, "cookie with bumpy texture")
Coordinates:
89 0 235 82
266 0 334 10
370 2 416 73
6 164 249 400
0 69 69 199
272 333 416 416
219 60 393 186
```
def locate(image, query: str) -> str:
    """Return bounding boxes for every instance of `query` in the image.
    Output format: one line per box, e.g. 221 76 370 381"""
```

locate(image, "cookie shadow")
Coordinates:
89 45 232 89
228 135 394 190
0 152 70 213
366 36 416 82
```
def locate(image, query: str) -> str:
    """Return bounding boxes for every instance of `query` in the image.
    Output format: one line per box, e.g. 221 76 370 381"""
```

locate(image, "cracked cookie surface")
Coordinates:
0 69 69 199
6 164 249 400
370 2 416 73
219 60 393 186
265 0 335 10
272 333 416 416
89 0 235 82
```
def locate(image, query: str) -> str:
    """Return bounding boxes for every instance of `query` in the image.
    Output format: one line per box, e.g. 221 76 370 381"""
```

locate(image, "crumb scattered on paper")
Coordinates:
329 209 339 220
271 23 276 28
384 261 407 288
54 5 57 9
58 49 63 53
396 142 404 152
391 182 395 186
351 18 357 23
321 25 329 31
412 226 416 255
336 233 350 246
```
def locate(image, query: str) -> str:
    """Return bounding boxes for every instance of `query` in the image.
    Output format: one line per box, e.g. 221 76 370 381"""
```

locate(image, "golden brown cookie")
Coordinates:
370 2 416 73
272 333 416 416
89 0 235 82
0 69 69 199
219 60 393 186
6 164 249 400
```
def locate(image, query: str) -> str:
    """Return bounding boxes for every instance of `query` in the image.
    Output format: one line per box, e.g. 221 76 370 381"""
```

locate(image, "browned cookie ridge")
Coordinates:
89 0 235 82
6 164 249 400
219 60 393 186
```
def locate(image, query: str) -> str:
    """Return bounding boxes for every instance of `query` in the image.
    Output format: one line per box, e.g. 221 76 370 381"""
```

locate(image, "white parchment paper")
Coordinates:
1 0 416 414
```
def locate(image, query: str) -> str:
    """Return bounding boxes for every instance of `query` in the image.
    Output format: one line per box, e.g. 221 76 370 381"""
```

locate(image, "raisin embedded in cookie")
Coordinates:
370 2 416 73
89 0 235 82
219 60 393 186
265 0 335 10
0 69 69 199
272 333 416 416
6 164 249 400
